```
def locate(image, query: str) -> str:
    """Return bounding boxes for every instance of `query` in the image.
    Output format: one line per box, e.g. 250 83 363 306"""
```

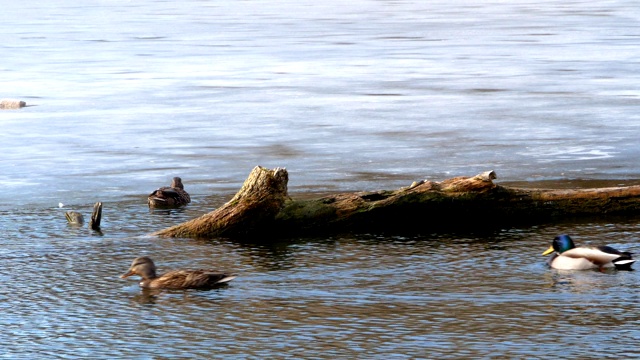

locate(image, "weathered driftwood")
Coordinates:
0 99 26 109
155 167 640 239
90 202 103 231
153 166 288 238
64 202 102 231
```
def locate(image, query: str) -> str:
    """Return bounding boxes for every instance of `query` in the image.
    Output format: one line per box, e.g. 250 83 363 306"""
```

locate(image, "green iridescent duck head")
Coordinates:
542 234 576 255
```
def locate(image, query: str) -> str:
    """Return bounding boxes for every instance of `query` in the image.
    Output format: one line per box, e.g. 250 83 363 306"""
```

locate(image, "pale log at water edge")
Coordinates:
0 99 26 109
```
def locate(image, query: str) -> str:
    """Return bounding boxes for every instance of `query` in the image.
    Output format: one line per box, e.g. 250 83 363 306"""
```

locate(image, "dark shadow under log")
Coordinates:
155 167 640 239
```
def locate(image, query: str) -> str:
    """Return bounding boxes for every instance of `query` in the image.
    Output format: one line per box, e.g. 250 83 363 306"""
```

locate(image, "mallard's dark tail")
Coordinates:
613 252 635 270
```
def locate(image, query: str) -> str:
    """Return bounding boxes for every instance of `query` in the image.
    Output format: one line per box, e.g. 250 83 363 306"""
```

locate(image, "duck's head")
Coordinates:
120 256 157 280
171 177 184 189
542 234 576 256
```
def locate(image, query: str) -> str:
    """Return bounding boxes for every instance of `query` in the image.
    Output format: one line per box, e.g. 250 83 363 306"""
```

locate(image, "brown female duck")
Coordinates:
148 177 191 208
120 256 236 290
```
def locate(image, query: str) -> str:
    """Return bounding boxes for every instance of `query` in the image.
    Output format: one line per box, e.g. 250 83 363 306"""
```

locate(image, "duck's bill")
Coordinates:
542 246 555 256
120 270 135 279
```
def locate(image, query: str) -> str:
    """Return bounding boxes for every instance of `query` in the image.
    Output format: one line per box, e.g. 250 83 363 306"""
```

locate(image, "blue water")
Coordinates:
1 0 640 358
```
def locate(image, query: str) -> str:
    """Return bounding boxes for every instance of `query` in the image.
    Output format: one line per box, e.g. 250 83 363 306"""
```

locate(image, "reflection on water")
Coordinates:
1 198 639 358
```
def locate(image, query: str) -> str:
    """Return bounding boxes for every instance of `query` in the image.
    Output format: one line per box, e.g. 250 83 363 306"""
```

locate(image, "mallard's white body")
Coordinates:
543 235 635 270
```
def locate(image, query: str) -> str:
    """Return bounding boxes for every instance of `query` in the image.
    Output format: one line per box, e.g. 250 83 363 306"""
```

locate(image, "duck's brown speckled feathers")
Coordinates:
148 177 191 208
120 256 236 290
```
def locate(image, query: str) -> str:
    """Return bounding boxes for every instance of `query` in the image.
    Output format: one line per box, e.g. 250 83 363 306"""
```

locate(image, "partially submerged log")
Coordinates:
153 166 288 238
64 202 103 232
0 99 26 109
155 167 640 239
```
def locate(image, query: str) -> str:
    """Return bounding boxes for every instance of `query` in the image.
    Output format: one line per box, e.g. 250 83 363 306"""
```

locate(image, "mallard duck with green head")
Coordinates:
148 177 191 208
542 234 635 270
120 256 236 290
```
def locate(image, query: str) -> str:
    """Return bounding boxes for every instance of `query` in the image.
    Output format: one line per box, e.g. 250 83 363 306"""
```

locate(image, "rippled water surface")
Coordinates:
2 0 640 358
1 203 640 358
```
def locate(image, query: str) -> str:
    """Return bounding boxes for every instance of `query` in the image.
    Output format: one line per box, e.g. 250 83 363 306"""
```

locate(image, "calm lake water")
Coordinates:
2 0 640 358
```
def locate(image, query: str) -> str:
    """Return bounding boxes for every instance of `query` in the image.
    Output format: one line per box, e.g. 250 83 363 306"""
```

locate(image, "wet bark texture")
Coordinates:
155 167 640 239
153 166 289 238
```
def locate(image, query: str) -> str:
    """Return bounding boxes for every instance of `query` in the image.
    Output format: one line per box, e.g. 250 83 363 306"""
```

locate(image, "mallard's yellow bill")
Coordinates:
542 246 555 256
